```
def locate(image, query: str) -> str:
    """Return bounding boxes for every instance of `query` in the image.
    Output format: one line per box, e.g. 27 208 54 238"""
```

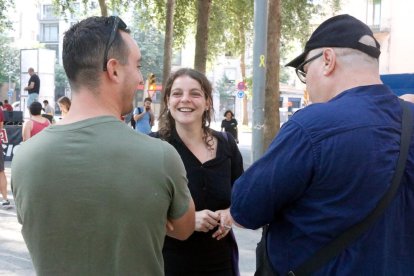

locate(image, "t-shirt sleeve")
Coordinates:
133 107 141 116
230 120 315 229
161 143 191 220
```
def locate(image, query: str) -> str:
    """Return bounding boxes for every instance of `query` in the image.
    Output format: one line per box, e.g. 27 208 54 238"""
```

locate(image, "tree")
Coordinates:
261 0 342 150
0 0 13 33
264 0 281 151
194 0 211 73
55 63 69 100
158 0 175 127
218 0 254 126
130 9 164 81
0 35 20 85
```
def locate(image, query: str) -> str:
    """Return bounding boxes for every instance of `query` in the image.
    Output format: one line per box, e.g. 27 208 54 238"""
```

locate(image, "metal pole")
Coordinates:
8 73 11 102
252 0 268 162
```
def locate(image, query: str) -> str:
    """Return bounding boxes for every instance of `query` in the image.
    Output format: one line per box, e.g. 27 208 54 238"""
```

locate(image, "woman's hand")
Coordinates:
195 210 220 232
212 208 233 240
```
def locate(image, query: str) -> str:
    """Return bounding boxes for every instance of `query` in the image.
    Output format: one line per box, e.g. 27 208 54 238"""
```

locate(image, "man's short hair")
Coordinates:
286 14 381 68
144 97 152 103
62 16 130 90
4 99 8 104
29 102 43 116
43 100 49 104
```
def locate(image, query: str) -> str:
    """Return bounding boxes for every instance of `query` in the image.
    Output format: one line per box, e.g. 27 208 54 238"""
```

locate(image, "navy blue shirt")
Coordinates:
231 85 414 275
28 74 40 94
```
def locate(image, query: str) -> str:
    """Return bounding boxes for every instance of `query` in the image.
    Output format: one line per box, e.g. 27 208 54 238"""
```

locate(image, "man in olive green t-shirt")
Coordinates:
12 16 195 276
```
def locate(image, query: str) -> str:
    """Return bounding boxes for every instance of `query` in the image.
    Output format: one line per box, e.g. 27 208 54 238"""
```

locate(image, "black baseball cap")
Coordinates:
286 14 381 68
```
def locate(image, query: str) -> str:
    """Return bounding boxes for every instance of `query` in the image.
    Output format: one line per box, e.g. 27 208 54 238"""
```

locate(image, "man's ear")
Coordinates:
105 59 121 82
322 48 336 76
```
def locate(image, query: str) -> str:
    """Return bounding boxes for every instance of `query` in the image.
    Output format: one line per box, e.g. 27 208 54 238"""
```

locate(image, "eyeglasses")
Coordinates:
103 16 127 71
295 52 323 84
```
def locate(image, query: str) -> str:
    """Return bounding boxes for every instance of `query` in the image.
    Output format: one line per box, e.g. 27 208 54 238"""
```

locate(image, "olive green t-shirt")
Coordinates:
12 116 191 276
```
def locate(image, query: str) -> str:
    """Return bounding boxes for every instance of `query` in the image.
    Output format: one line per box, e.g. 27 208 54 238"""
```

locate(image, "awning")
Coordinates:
380 73 414 96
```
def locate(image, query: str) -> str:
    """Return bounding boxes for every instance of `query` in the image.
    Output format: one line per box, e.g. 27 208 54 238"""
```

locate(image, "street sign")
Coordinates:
7 89 13 97
237 81 246 90
237 90 245 98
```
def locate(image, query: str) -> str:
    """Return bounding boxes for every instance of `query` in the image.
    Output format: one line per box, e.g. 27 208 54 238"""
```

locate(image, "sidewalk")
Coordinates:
0 162 35 276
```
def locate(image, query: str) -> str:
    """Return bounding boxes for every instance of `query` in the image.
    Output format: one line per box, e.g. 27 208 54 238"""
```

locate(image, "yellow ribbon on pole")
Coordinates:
259 55 266 67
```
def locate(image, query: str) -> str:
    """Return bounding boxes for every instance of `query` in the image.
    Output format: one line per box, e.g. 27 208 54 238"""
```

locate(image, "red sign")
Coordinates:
237 82 246 90
136 84 163 91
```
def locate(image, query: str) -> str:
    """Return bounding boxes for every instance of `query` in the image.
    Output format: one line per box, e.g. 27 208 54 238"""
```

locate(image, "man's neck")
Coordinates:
57 89 120 125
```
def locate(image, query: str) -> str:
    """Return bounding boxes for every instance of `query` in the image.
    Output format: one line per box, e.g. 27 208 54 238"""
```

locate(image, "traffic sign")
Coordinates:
237 90 245 98
7 89 13 97
237 81 246 90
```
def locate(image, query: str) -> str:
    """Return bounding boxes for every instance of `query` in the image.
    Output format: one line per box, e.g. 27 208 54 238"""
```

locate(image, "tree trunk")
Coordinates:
263 0 281 151
98 0 107 16
159 0 175 128
194 0 211 74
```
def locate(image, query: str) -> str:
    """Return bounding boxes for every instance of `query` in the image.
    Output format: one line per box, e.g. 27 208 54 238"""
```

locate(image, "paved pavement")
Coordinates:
0 129 261 275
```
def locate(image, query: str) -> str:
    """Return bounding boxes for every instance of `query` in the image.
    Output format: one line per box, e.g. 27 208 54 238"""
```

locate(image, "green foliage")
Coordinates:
216 0 254 59
280 0 343 59
173 0 197 50
215 75 235 98
55 63 69 89
0 35 20 84
130 7 165 82
244 76 252 99
0 0 13 33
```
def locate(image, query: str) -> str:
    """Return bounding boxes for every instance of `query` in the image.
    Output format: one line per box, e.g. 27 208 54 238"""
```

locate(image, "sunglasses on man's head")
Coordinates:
103 16 127 71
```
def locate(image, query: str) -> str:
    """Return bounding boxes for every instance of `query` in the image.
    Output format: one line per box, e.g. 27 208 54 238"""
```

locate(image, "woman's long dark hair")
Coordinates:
158 68 215 150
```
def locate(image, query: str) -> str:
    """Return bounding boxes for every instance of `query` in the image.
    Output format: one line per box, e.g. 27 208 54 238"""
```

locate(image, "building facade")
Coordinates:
324 0 414 74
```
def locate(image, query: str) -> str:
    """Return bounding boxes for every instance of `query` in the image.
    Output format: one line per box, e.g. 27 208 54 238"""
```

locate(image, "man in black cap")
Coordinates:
231 14 414 275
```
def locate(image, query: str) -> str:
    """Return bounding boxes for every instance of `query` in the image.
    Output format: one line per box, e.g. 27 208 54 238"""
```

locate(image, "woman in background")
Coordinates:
22 102 50 141
221 110 238 143
57 96 71 118
151 68 243 276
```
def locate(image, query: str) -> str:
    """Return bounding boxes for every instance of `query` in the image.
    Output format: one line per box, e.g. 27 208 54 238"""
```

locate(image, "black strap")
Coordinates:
289 100 413 276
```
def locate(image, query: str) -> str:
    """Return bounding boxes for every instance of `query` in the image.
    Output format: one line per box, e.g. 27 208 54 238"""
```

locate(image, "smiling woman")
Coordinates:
150 68 244 276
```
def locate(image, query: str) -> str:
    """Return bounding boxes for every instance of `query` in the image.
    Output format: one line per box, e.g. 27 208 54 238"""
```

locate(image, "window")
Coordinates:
42 5 57 20
45 44 59 61
367 0 381 29
41 23 59 42
172 50 182 66
288 97 302 109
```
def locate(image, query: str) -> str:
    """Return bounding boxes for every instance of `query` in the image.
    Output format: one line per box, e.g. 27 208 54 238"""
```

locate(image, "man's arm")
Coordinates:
24 81 35 91
22 121 32 142
166 199 195 240
133 112 146 121
230 121 314 229
162 143 196 240
133 108 146 121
